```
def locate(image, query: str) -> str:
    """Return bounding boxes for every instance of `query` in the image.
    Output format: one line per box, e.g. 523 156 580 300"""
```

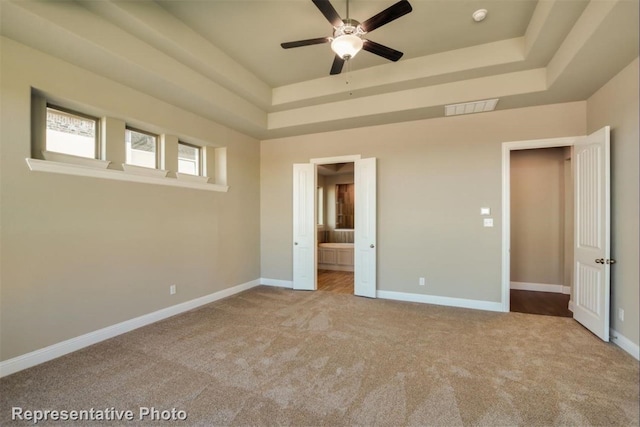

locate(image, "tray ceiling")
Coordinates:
1 0 638 139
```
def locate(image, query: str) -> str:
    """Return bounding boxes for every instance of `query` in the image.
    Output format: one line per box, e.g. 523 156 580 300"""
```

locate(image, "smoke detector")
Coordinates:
473 9 488 22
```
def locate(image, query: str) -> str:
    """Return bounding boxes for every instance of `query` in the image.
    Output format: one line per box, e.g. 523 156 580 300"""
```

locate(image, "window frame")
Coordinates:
45 103 101 159
177 141 203 176
30 91 228 192
125 126 159 169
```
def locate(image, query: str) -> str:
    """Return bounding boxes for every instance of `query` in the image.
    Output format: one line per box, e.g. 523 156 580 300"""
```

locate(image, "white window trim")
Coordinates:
25 158 229 192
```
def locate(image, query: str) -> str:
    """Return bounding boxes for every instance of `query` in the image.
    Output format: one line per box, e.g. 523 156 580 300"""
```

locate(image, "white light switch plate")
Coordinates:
483 218 494 227
481 207 491 215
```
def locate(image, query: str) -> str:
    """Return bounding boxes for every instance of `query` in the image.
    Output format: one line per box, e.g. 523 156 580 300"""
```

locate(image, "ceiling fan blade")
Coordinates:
330 55 345 75
360 0 413 33
312 0 343 27
281 37 330 49
362 40 404 62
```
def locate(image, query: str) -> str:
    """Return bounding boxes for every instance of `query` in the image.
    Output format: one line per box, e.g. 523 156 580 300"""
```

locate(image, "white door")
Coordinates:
573 126 610 341
354 158 377 298
292 163 317 290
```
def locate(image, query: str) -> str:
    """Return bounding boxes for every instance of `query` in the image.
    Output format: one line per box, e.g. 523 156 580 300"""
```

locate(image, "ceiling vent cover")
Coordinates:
445 98 499 116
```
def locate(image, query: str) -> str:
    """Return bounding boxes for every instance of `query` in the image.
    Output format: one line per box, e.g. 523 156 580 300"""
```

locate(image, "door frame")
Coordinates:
501 136 578 312
309 154 362 289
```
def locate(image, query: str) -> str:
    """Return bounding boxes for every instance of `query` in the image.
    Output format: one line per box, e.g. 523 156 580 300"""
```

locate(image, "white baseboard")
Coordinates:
260 278 293 288
568 299 574 312
511 281 570 294
610 329 640 361
377 290 504 312
0 279 261 378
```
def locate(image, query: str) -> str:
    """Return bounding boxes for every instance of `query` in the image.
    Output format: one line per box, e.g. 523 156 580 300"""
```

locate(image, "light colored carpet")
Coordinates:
1 286 638 426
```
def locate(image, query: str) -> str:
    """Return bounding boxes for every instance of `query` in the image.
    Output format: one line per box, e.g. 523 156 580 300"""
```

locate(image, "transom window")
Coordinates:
178 142 201 176
32 93 229 190
125 127 157 168
46 106 98 159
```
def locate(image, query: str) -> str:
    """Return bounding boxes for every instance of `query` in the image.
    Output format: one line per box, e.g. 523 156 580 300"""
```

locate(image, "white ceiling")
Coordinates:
1 0 638 140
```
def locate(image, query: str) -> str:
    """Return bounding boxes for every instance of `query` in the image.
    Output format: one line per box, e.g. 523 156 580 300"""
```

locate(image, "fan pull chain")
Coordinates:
346 59 353 96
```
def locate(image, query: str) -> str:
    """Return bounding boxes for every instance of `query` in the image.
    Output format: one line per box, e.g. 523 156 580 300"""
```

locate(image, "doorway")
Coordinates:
502 127 612 341
293 155 377 298
509 147 573 317
317 163 355 294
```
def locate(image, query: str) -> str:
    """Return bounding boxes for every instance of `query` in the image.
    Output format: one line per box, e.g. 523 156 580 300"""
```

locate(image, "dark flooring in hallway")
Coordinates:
510 289 572 317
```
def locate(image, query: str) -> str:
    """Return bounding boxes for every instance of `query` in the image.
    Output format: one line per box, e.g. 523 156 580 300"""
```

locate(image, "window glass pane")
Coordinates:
46 107 97 159
178 143 200 175
125 128 157 168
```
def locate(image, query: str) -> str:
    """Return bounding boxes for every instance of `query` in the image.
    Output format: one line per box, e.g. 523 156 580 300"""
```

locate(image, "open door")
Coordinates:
292 163 317 290
354 158 377 298
573 126 611 341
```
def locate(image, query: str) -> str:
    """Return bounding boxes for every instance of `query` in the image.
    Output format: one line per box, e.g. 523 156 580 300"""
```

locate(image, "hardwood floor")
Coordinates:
317 270 353 294
510 290 572 317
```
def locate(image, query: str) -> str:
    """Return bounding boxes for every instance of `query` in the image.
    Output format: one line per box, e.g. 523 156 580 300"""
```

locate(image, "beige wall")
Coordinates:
510 148 567 285
0 39 261 361
587 57 639 347
261 102 586 302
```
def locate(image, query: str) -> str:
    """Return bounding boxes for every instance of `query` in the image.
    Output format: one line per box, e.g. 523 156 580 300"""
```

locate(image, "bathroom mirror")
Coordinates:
335 183 354 229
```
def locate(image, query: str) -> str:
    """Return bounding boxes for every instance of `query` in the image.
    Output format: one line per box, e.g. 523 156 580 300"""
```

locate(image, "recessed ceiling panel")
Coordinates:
157 0 538 87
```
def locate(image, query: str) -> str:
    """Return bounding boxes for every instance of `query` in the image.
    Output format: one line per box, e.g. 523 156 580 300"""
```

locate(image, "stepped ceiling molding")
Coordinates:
1 0 638 139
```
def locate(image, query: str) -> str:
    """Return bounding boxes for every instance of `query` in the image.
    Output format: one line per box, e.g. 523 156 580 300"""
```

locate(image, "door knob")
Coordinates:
595 258 604 264
294 242 298 245
370 244 375 248
606 259 617 264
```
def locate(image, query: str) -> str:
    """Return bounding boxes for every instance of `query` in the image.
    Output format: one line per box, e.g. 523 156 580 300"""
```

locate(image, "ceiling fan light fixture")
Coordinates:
331 34 363 60
281 0 413 74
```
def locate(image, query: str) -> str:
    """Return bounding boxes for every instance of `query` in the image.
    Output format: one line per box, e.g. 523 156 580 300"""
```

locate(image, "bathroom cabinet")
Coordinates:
318 243 354 272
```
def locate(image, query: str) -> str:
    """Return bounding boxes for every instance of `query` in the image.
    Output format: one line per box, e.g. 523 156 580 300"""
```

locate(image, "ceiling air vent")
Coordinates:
445 98 499 116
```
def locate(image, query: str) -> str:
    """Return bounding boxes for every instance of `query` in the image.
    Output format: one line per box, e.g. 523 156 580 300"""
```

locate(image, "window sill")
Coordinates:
122 163 169 178
43 150 111 169
176 172 210 184
25 158 229 192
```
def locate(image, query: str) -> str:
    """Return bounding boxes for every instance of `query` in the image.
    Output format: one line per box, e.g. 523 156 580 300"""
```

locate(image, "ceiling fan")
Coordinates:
281 0 413 75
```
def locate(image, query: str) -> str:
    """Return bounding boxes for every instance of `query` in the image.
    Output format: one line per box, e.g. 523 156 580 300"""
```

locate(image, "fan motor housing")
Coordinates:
333 19 366 39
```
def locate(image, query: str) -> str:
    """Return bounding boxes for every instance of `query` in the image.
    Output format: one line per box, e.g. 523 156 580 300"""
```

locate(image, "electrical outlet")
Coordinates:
170 284 176 295
419 277 425 286
618 308 624 322
483 218 494 227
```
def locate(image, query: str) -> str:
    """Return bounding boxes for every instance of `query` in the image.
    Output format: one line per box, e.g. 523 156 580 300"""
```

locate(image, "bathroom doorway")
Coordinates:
293 155 376 297
317 163 355 294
